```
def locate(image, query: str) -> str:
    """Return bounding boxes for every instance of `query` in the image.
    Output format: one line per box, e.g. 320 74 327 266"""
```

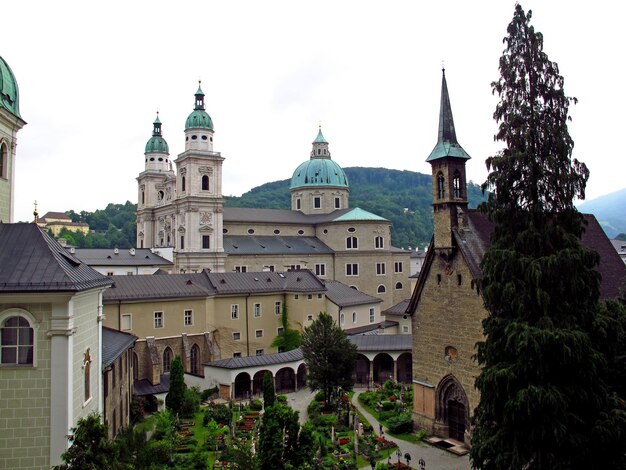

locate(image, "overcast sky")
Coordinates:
3 1 622 223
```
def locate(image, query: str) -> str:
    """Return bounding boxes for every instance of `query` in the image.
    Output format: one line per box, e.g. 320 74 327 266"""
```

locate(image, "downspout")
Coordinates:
245 294 250 356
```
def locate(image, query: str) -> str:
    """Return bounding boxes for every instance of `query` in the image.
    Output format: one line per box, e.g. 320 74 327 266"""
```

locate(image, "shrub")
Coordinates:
203 404 231 426
250 399 263 411
315 390 326 401
380 401 395 411
276 394 287 404
387 412 413 434
200 386 219 401
181 387 201 417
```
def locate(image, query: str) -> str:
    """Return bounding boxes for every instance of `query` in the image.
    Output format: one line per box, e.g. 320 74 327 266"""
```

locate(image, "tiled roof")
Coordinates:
103 270 326 303
0 223 112 293
134 374 170 396
324 280 382 307
206 348 304 369
348 334 412 351
70 248 173 267
102 327 137 368
224 235 333 255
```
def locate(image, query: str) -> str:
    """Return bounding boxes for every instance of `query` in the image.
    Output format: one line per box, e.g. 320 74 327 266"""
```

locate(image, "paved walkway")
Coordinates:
352 390 471 470
284 387 316 424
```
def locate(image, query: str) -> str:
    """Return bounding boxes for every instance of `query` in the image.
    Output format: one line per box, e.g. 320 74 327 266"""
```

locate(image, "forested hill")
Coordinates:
225 167 488 248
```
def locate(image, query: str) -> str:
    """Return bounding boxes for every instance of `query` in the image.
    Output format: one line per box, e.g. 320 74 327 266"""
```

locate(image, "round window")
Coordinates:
323 229 328 234
223 228 228 234
347 227 356 233
191 135 198 140
274 229 280 234
248 228 255 234
298 230 304 235
202 135 208 140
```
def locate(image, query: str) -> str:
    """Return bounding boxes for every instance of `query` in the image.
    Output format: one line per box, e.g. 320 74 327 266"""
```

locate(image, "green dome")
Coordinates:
145 114 169 154
290 158 349 189
0 56 21 119
185 110 213 130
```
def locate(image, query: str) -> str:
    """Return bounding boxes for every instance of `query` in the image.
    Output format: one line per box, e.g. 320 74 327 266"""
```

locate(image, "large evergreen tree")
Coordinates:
471 5 625 469
301 312 357 403
54 413 115 470
165 356 186 416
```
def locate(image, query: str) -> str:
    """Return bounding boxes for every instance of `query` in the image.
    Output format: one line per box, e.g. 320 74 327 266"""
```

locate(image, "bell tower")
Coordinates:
426 69 471 251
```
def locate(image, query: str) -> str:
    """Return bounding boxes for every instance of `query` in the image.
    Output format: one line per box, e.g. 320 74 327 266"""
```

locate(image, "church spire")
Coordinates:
310 124 331 159
426 68 470 162
194 81 205 111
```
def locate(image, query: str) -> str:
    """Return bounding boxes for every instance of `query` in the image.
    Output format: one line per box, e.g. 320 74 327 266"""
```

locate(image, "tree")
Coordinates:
165 356 186 416
471 4 626 469
271 303 301 352
257 403 301 470
301 312 357 403
263 371 276 408
54 413 114 470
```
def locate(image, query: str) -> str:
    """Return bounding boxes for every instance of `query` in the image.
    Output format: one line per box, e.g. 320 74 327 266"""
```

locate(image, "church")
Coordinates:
136 84 411 309
408 70 626 450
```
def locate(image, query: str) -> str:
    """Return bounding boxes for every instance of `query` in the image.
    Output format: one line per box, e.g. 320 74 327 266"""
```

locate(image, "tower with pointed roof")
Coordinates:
0 55 27 223
427 69 470 252
289 126 349 214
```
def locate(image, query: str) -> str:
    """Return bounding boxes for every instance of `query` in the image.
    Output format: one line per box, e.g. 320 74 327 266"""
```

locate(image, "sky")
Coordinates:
2 1 623 223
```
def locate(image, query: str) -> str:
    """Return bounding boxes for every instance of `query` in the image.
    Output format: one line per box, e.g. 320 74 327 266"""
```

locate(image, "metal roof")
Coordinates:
333 208 387 222
206 348 304 369
102 327 137 368
223 235 333 255
0 223 112 293
348 334 412 351
383 299 410 316
324 280 382 307
71 248 173 267
134 374 170 396
344 320 399 336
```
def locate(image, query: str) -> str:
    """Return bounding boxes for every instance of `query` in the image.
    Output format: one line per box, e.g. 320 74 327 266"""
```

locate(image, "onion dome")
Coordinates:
0 56 22 119
290 126 349 189
145 113 169 154
184 82 213 130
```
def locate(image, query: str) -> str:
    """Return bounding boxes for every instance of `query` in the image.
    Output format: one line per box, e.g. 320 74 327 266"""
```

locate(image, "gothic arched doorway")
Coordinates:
435 374 469 442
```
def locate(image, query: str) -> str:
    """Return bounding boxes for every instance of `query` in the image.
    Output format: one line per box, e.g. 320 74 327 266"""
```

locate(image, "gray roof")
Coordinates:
0 223 112 293
383 299 410 316
224 235 333 255
134 374 170 396
344 320 399 335
610 239 626 254
324 280 382 307
224 207 390 225
102 327 137 368
70 248 173 267
103 270 326 302
206 348 304 369
348 334 412 351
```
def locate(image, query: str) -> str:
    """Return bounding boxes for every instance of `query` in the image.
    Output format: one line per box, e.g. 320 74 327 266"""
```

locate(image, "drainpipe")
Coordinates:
118 301 122 330
245 294 250 356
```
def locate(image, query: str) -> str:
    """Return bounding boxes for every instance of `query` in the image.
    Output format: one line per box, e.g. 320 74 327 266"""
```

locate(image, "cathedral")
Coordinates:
136 84 411 309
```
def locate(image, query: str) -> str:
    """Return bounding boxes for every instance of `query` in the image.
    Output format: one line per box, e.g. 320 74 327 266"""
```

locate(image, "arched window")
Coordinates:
453 171 461 198
352 312 357 324
377 285 386 294
83 349 92 402
0 314 34 365
163 347 172 373
437 173 445 199
181 176 186 192
375 236 384 249
0 143 6 179
190 344 200 375
395 282 403 289
346 236 358 249
340 313 345 326
202 175 209 191
132 352 139 380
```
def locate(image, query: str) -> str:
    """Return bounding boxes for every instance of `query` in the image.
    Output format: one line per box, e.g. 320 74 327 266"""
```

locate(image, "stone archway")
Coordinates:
275 367 295 393
355 354 370 386
435 374 469 442
253 370 271 395
396 352 412 384
373 353 394 384
234 372 251 399
296 363 307 390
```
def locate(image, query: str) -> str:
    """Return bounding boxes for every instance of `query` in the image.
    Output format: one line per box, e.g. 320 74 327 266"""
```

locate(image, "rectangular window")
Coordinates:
233 332 241 341
231 304 239 320
180 236 185 249
234 265 248 273
334 197 340 209
107 272 114 276
184 310 193 326
376 262 386 275
294 294 299 300
403 325 410 333
275 301 281 315
202 235 210 249
127 271 134 276
255 329 263 338
264 265 275 272
254 303 261 317
288 264 301 271
296 198 301 210
314 196 321 208
277 327 284 335
394 261 403 273
346 237 358 249
318 293 323 299
369 308 375 324
121 314 132 331
154 311 163 328
307 294 313 300
256 349 264 356
307 314 313 321
315 263 326 277
346 263 359 276
233 352 241 358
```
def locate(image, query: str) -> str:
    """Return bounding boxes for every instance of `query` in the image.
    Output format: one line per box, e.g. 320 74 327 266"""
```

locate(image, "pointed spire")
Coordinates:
426 68 470 162
194 80 205 111
313 123 328 144
311 124 331 159
33 200 38 224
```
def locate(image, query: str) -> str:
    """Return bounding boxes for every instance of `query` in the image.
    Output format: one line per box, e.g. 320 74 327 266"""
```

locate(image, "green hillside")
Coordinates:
225 167 487 247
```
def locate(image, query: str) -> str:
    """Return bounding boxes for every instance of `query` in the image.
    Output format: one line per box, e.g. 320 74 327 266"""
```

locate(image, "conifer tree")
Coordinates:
471 4 625 469
263 371 276 409
165 356 186 416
